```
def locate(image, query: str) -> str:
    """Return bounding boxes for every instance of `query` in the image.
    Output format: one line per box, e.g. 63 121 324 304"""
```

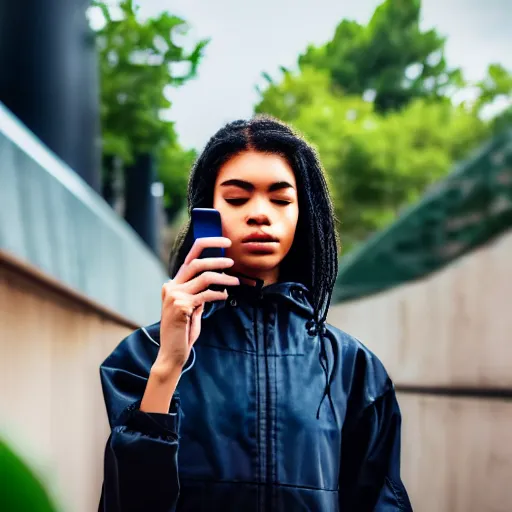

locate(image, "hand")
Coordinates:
155 237 239 375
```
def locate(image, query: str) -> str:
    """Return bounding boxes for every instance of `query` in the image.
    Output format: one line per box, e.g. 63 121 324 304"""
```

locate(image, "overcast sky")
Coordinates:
111 0 512 149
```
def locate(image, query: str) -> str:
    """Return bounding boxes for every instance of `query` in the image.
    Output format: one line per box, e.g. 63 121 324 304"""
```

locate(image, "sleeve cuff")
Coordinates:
122 395 181 438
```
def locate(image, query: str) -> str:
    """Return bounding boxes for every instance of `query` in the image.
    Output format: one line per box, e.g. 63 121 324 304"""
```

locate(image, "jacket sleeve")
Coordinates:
98 329 181 512
338 387 413 511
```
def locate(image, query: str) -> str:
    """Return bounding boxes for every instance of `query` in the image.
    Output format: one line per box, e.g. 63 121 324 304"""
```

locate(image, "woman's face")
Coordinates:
213 150 299 285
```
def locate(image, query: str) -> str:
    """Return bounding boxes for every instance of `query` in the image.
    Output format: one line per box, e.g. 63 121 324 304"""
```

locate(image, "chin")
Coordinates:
237 254 282 271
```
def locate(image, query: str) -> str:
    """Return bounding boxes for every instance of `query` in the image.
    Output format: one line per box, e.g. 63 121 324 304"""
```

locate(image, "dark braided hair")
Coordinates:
169 115 340 323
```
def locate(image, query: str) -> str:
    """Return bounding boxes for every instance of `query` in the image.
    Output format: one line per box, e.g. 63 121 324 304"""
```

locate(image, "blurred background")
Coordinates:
0 0 511 510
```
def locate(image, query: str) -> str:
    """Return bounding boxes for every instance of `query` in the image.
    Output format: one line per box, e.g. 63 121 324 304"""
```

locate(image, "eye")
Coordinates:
225 198 248 205
272 199 292 206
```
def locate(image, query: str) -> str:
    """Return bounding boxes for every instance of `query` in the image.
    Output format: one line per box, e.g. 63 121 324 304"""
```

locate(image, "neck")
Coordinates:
232 264 279 288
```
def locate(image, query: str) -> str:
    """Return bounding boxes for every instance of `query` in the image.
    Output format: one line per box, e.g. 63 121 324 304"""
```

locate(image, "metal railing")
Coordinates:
0 102 167 326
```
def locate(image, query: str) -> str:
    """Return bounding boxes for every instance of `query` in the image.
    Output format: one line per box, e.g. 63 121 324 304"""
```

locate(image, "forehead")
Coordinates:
215 151 296 187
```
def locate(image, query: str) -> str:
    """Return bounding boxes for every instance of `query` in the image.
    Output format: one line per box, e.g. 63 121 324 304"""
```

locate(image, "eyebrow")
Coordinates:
219 179 295 192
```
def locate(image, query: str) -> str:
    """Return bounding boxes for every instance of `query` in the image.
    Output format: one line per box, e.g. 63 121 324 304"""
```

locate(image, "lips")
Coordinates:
242 233 279 243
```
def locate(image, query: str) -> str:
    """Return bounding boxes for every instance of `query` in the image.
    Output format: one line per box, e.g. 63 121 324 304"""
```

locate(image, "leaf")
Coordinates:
94 0 208 165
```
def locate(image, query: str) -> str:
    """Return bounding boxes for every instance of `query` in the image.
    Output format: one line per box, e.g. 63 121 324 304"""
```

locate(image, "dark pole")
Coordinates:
102 155 116 208
0 0 101 192
124 153 160 253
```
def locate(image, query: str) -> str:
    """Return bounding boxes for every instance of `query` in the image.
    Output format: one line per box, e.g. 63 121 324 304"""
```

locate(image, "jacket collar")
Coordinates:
223 277 314 315
141 280 317 373
144 280 315 335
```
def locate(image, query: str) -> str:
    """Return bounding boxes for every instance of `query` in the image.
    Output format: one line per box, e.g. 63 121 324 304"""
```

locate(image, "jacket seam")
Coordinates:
265 353 305 358
200 343 305 357
386 476 406 511
254 303 264 512
274 347 278 487
179 477 339 492
352 383 395 427
115 426 178 443
201 343 256 355
255 343 261 506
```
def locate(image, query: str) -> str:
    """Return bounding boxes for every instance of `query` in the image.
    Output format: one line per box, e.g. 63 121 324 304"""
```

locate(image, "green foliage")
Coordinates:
94 0 207 160
299 0 462 112
475 63 512 135
491 107 512 135
0 439 58 512
255 65 491 249
93 1 204 217
255 0 512 251
475 63 512 107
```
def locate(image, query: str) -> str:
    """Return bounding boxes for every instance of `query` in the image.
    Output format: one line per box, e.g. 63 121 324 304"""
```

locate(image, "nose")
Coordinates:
247 213 270 226
247 197 271 226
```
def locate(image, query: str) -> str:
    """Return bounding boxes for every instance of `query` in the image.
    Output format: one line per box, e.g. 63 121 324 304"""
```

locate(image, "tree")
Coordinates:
94 0 206 160
254 0 512 251
474 63 512 135
92 0 206 218
255 67 489 249
299 0 463 112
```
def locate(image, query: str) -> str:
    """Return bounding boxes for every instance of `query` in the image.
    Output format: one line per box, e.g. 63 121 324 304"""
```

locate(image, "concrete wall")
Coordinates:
328 229 512 512
0 102 168 327
0 250 136 512
0 101 168 511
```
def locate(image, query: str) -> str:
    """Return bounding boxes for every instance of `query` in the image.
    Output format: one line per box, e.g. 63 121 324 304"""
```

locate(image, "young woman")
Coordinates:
99 116 412 511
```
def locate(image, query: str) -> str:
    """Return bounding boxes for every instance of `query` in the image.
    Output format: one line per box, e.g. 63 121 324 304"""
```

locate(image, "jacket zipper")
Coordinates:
264 304 273 512
255 300 266 512
255 293 274 512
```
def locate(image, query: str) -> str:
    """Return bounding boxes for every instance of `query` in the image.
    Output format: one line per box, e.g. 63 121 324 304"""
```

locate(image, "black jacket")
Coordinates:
99 281 412 511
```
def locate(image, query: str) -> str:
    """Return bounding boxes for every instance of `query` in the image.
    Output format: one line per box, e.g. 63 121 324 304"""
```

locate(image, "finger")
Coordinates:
183 237 232 266
193 302 205 318
162 280 179 303
177 257 235 284
192 288 229 306
190 302 205 327
168 298 197 324
185 271 240 295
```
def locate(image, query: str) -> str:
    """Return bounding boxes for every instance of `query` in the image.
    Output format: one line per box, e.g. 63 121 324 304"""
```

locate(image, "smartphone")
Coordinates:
191 208 226 291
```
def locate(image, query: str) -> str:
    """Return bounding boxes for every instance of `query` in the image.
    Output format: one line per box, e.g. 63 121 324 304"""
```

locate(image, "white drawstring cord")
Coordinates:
141 326 159 346
181 346 196 375
141 326 196 375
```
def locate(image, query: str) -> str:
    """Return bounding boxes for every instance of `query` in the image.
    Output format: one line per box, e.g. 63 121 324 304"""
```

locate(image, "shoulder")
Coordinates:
326 322 393 409
100 321 161 374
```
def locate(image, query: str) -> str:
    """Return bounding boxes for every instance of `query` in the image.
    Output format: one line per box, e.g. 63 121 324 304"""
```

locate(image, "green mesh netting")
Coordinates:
333 130 512 303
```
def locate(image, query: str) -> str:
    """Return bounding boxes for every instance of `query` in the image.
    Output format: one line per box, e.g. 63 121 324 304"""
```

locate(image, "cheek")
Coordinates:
213 199 237 241
281 206 299 247
212 193 222 213
221 222 236 242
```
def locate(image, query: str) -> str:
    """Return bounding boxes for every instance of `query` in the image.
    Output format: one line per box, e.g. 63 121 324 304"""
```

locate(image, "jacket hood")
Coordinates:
214 278 315 317
140 280 314 347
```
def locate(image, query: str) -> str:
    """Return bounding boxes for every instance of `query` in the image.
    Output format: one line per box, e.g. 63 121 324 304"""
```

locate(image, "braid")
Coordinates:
169 114 340 319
